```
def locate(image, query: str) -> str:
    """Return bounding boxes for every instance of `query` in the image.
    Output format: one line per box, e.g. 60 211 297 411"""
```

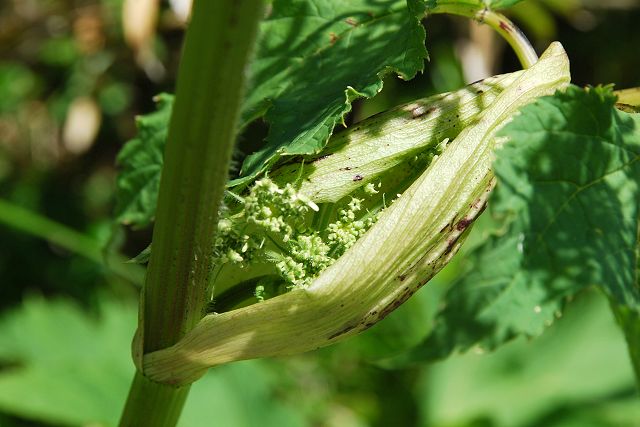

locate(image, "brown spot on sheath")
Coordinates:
469 197 484 209
377 287 418 321
444 235 461 255
378 300 401 320
455 218 473 231
398 274 406 282
476 89 484 94
353 174 363 181
315 154 333 162
328 323 357 340
329 32 338 45
339 166 352 171
499 21 511 32
345 17 358 26
411 106 438 119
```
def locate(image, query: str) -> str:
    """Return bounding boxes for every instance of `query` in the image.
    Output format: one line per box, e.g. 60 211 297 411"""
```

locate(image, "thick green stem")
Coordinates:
429 5 538 69
0 198 144 285
121 372 190 426
119 0 264 425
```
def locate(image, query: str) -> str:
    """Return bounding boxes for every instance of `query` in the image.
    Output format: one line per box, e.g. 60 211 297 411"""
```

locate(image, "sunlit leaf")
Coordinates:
397 85 640 361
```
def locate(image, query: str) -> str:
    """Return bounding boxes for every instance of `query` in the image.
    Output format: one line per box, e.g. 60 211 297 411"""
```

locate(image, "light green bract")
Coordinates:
211 70 523 297
140 43 570 386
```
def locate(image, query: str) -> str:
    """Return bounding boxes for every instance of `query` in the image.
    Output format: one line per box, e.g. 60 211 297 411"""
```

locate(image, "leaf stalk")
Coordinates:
428 5 538 69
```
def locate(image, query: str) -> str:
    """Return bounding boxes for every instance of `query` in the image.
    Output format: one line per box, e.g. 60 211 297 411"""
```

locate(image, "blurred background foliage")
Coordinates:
0 0 639 426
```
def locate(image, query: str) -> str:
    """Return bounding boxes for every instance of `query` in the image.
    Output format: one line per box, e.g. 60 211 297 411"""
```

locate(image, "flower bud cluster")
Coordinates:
213 177 379 291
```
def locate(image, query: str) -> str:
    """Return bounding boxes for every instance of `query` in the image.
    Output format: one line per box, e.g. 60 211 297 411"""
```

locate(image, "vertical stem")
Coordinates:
121 372 191 426
119 0 264 425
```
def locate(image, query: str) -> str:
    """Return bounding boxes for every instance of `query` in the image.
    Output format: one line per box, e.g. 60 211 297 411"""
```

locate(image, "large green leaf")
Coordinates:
420 290 636 427
0 297 135 425
0 297 315 426
397 85 640 361
114 0 428 227
237 0 427 180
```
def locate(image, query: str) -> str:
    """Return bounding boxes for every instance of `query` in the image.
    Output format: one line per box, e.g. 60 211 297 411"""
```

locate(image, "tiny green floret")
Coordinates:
213 178 380 291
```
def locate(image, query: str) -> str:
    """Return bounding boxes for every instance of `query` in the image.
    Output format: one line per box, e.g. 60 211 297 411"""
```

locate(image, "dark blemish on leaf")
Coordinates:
455 218 472 231
345 17 358 26
499 21 511 32
411 106 438 119
329 32 338 45
444 235 461 255
398 274 406 282
378 301 400 320
444 241 455 255
328 323 357 340
470 197 484 209
339 166 352 171
315 154 332 162
353 174 363 181
377 287 418 321
476 89 484 94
